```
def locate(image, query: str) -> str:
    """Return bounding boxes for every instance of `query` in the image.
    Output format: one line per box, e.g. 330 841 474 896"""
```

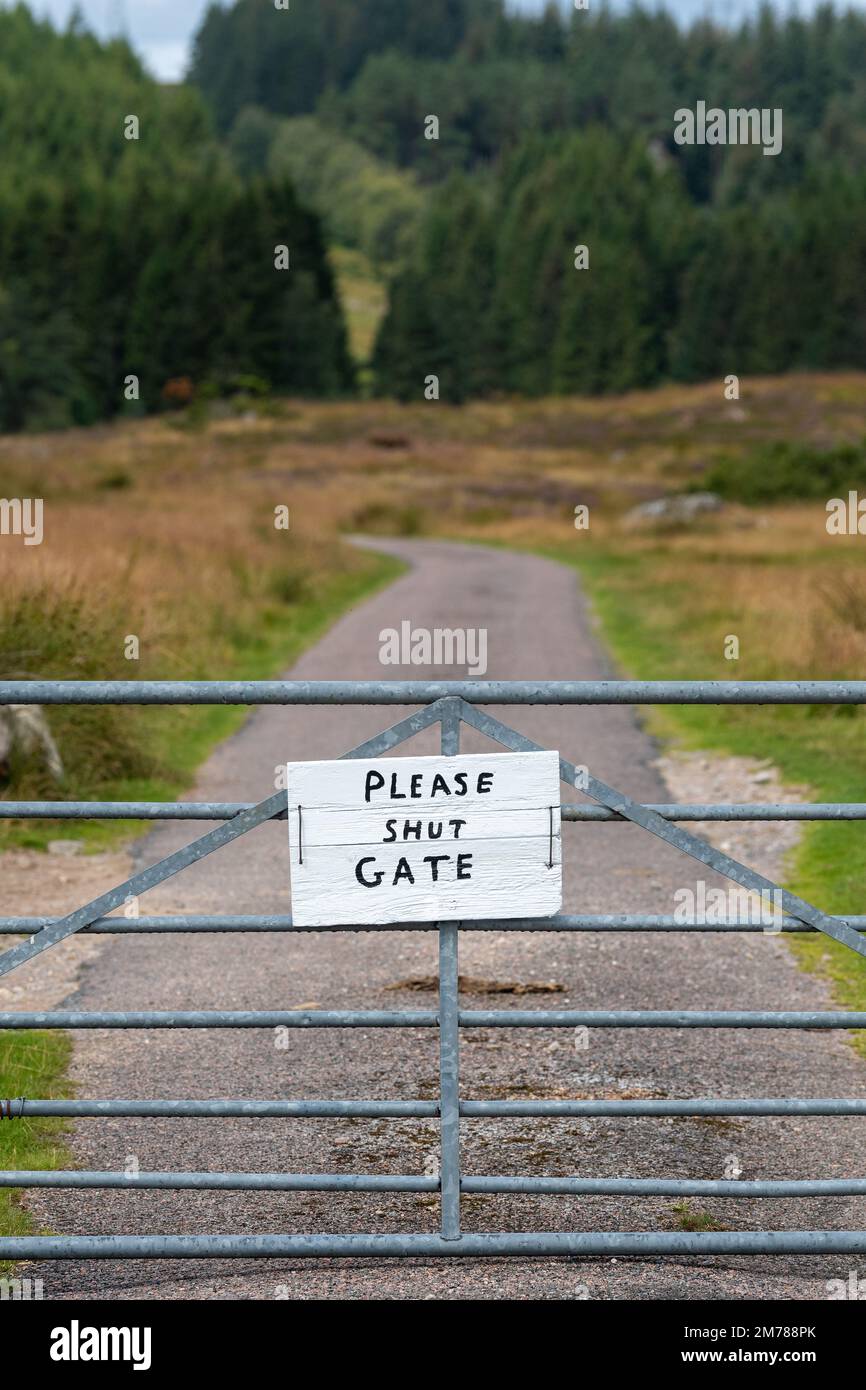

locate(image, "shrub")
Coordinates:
700 440 866 504
0 583 165 798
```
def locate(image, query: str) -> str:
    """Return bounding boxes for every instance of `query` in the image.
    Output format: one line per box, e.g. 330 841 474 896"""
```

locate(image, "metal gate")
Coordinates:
2 678 866 1260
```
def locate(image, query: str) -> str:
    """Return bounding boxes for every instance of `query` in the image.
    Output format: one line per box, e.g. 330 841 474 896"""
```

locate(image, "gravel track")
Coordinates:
22 538 866 1301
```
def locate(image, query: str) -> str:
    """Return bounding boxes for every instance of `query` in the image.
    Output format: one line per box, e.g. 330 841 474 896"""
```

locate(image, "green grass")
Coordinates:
672 1201 728 1233
0 1030 72 1271
543 541 866 1054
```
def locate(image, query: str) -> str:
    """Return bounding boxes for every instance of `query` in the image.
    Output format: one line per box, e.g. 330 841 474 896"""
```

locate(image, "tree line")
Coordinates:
373 131 866 400
192 1 866 199
191 0 866 399
6 0 866 428
0 7 351 434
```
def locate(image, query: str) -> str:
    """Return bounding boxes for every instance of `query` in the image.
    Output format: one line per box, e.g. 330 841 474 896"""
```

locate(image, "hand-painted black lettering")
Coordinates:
423 854 451 882
364 771 385 803
393 857 415 884
355 857 384 887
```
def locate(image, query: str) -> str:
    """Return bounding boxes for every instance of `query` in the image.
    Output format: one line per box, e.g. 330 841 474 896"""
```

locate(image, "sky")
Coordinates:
25 0 866 82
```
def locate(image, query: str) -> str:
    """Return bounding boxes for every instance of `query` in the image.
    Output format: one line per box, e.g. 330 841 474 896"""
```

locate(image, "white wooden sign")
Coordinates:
287 750 562 927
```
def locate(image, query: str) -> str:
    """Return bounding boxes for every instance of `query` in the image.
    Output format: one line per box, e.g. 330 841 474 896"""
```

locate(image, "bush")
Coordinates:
0 584 165 798
346 501 425 535
700 440 866 504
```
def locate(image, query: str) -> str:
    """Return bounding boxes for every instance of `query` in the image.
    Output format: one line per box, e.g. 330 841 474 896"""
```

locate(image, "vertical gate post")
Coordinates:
439 700 462 1240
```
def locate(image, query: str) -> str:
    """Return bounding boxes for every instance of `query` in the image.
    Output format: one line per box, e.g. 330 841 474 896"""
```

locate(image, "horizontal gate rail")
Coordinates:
4 1233 866 1259
4 1097 865 1119
0 1010 438 1029
3 1009 866 1030
5 801 866 821
3 914 866 934
462 1010 866 1028
3 679 866 1263
2 1172 866 1197
0 1099 438 1119
4 678 866 704
462 1098 866 1115
0 1171 438 1192
465 1178 866 1197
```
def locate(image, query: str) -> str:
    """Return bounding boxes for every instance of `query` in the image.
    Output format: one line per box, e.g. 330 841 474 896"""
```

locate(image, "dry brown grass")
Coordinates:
4 369 866 717
0 411 396 816
0 413 371 683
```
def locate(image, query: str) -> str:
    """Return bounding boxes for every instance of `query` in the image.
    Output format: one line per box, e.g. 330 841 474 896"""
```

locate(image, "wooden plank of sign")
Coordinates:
294 806 555 848
286 750 562 927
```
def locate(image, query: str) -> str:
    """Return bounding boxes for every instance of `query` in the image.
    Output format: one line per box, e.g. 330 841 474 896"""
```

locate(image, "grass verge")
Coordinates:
0 1031 72 1272
544 540 866 1055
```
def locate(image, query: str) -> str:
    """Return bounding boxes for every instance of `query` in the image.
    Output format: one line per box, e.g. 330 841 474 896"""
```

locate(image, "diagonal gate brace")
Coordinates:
0 700 448 980
455 698 866 961
0 791 289 980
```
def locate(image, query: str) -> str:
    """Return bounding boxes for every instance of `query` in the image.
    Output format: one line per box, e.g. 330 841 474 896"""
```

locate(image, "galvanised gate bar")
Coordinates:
1 678 866 1260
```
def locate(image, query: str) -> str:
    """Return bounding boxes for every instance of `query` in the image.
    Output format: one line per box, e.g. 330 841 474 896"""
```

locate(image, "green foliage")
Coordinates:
0 581 166 798
192 3 866 198
373 173 497 401
258 115 423 270
701 440 866 504
0 7 353 432
228 105 279 175
190 2 866 399
123 177 353 408
0 1029 72 1257
190 0 486 133
373 129 866 400
374 133 689 400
